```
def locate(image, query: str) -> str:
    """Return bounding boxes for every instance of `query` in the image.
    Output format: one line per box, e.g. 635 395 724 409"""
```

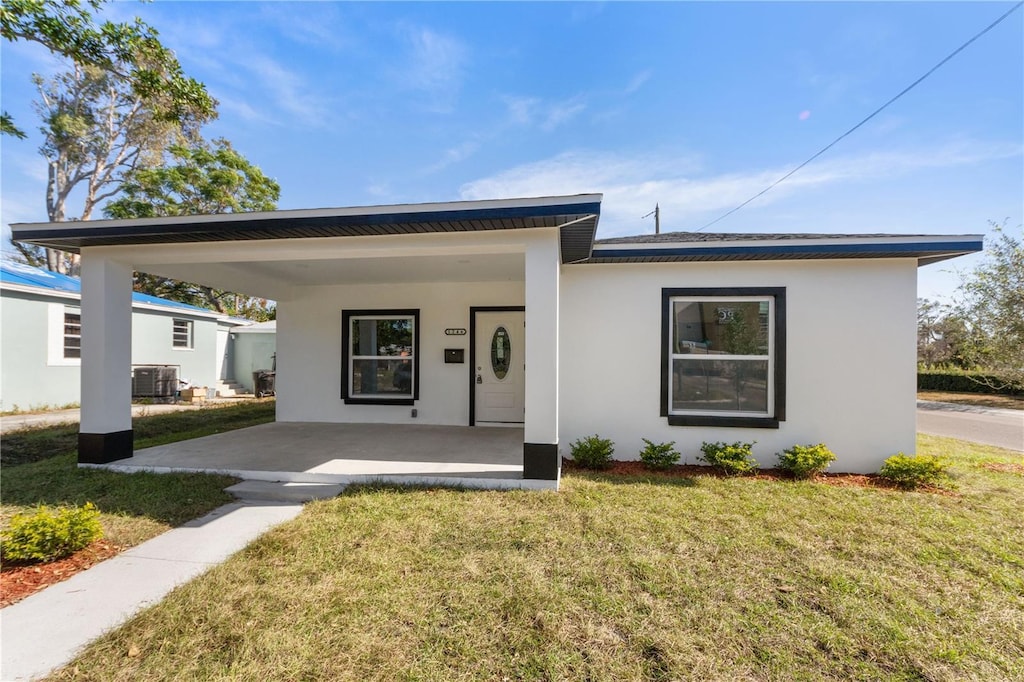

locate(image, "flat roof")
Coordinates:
589 231 984 266
11 195 604 265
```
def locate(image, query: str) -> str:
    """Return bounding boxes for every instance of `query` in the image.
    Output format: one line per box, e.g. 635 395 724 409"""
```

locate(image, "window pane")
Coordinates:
351 358 413 395
64 313 81 358
673 300 768 355
672 359 768 413
351 318 413 356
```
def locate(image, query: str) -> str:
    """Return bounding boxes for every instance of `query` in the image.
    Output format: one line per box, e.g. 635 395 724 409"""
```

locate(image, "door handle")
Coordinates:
476 374 483 384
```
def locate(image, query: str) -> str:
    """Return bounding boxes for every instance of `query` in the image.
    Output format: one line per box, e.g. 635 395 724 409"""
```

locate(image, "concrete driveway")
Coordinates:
87 422 551 490
917 401 1024 452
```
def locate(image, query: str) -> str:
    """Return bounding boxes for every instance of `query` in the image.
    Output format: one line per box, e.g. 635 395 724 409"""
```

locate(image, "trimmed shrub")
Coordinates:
879 453 953 490
639 438 680 470
918 369 1023 396
777 443 837 479
570 435 615 470
698 441 758 476
2 503 103 563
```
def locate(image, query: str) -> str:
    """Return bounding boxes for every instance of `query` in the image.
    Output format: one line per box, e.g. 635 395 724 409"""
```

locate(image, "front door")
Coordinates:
473 310 525 425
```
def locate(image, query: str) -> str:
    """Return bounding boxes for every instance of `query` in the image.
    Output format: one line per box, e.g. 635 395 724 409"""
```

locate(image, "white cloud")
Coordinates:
397 26 467 112
501 95 587 131
237 55 334 128
424 139 482 173
459 140 1022 237
624 70 652 94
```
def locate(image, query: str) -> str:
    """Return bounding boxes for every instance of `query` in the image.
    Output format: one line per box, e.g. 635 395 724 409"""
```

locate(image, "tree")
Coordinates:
951 222 1024 389
27 60 213 273
917 298 973 369
1 0 215 136
104 138 281 320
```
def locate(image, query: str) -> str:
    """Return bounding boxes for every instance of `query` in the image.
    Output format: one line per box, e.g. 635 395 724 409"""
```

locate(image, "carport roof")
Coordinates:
11 194 603 265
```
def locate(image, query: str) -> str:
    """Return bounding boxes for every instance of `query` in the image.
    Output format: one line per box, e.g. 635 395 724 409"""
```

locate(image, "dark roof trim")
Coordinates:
585 238 983 266
11 195 602 265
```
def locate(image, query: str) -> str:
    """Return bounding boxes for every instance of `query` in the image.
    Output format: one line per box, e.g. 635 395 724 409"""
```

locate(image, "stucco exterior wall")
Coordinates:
130 309 222 387
558 258 918 474
232 332 277 392
0 292 81 410
276 280 524 425
0 289 227 410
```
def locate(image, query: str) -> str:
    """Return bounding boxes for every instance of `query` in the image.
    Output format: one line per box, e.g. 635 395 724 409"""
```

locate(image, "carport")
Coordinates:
11 195 602 489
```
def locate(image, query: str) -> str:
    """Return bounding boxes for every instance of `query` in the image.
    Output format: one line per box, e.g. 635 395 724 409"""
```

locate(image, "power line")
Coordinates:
693 1 1024 233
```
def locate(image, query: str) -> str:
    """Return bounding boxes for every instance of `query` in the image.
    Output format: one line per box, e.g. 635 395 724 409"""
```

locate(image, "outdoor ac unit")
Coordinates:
132 366 178 398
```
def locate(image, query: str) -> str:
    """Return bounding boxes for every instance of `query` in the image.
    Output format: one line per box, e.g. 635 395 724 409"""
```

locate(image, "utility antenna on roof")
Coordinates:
642 204 660 234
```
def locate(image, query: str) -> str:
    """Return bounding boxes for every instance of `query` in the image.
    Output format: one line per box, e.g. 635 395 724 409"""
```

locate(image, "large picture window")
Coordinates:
661 288 785 428
342 309 419 405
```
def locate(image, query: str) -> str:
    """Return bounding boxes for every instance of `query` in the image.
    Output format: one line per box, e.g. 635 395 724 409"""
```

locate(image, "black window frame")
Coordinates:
661 287 786 429
341 309 420 406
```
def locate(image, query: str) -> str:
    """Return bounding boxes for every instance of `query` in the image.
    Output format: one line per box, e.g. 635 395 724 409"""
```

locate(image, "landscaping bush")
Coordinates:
777 443 837 479
570 435 615 469
639 438 680 470
698 441 758 476
1 502 103 563
879 453 953 490
918 369 1023 396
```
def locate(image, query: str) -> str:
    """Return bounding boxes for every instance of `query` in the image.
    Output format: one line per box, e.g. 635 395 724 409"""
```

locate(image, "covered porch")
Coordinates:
12 195 603 488
87 421 552 490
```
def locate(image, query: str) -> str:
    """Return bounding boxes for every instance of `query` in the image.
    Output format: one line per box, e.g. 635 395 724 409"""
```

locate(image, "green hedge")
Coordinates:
918 370 1023 396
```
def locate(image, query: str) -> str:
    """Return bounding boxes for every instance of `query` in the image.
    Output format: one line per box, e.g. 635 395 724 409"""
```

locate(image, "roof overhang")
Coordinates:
10 194 603 265
586 234 984 266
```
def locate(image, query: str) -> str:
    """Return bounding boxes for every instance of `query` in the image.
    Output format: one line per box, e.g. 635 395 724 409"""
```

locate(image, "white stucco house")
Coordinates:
10 194 982 481
0 261 244 411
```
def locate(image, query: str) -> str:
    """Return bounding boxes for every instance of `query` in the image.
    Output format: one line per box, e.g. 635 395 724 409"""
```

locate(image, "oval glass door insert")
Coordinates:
490 327 511 380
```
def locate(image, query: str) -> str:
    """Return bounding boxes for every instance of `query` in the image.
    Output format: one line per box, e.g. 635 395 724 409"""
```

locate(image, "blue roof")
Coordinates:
0 260 216 314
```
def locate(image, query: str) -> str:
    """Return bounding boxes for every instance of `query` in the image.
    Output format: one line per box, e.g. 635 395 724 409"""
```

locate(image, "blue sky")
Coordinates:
2 1 1021 302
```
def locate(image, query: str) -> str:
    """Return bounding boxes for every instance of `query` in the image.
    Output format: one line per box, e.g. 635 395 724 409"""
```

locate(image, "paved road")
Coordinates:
917 401 1024 452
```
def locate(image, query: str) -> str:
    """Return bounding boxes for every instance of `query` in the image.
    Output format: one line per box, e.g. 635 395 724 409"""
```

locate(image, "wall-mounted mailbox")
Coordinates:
444 348 465 364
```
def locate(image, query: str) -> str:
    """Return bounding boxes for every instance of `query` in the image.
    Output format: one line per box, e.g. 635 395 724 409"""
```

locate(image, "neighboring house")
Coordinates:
0 261 243 411
10 194 982 478
230 321 277 393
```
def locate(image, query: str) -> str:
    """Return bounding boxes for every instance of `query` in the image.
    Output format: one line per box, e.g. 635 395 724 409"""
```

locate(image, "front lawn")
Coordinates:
51 435 1024 681
1 401 276 566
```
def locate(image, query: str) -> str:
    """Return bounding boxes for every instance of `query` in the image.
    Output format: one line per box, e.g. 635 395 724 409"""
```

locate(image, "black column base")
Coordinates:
523 442 559 480
79 430 134 464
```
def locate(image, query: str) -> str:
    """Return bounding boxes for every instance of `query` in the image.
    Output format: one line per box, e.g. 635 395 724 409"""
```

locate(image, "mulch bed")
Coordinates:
1 540 123 608
563 459 912 492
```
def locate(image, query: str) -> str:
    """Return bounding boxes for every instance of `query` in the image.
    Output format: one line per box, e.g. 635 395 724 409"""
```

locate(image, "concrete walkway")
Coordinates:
0 501 303 682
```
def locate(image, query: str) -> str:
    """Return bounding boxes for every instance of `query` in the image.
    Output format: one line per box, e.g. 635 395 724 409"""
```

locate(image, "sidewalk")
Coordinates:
0 501 303 682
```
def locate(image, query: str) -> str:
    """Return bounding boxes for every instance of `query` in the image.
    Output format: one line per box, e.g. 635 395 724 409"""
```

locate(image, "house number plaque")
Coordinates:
445 328 467 336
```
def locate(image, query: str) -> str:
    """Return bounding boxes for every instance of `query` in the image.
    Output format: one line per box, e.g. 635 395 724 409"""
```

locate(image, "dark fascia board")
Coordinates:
12 196 602 265
585 238 983 266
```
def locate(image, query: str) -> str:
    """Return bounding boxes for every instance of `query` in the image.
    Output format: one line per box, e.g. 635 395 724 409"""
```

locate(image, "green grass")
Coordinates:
49 435 1024 681
1 401 275 550
1 399 278 467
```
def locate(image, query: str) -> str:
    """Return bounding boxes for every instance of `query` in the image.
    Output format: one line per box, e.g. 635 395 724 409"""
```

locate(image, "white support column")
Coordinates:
523 232 560 480
79 254 134 463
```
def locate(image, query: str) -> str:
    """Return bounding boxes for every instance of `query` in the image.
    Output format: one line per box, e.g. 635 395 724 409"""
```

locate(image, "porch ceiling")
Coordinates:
133 251 525 300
